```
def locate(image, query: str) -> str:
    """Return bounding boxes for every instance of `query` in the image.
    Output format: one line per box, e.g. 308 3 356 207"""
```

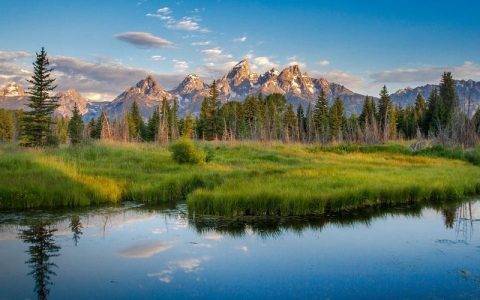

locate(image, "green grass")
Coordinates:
1 141 480 216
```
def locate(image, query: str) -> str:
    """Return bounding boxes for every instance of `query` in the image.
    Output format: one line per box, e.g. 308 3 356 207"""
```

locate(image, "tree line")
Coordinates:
3 48 480 147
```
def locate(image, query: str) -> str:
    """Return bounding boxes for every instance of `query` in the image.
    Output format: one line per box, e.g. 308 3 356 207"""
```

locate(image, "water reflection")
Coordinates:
0 199 479 299
18 221 60 300
69 215 83 246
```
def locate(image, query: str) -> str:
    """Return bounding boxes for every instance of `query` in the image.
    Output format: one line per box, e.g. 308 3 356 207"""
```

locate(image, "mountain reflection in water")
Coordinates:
0 200 479 299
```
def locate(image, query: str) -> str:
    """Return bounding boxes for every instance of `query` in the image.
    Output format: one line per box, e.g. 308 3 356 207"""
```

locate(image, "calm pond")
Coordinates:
1 200 480 299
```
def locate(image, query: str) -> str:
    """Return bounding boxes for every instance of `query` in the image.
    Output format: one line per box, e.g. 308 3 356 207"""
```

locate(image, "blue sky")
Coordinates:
0 0 479 100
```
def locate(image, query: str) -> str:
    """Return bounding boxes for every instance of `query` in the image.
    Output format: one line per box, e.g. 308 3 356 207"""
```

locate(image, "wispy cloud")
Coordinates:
151 55 166 61
317 60 330 66
233 36 247 43
370 61 480 84
201 47 233 62
115 32 174 48
147 7 209 32
118 241 173 259
0 50 30 61
172 59 189 73
251 56 278 72
286 56 306 69
191 41 211 46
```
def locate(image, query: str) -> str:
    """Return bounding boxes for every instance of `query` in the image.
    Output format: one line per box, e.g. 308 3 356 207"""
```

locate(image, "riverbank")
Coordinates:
1 141 480 215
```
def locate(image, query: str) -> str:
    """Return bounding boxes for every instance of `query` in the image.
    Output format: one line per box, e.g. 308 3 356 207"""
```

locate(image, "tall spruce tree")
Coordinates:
146 107 160 141
438 72 458 129
414 93 426 136
198 81 219 140
313 89 330 143
329 97 345 141
21 48 59 146
378 85 392 140
68 103 84 144
127 101 145 141
424 88 441 135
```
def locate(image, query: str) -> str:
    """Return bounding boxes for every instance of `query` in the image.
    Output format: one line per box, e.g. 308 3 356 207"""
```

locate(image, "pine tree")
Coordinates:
283 103 298 142
424 88 441 135
296 105 306 142
313 89 330 143
21 47 59 146
0 109 15 142
378 85 391 140
329 97 344 141
68 103 84 144
157 97 170 143
359 96 376 129
87 118 97 139
414 93 426 136
127 101 145 141
438 72 458 128
198 81 219 140
146 107 160 141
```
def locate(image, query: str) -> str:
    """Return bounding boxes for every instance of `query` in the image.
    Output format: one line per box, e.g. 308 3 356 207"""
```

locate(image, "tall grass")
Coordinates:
1 141 480 215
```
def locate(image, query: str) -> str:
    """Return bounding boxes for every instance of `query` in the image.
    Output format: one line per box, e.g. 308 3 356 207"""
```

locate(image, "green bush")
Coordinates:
169 138 206 164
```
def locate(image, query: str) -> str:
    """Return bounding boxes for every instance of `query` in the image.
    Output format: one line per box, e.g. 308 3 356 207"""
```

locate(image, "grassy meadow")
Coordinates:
1 141 480 215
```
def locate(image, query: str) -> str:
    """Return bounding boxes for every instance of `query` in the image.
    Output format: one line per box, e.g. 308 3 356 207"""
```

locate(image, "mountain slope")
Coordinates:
391 80 480 116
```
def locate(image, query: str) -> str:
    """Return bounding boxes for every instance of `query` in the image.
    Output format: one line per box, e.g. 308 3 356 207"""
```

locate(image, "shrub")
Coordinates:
169 138 206 164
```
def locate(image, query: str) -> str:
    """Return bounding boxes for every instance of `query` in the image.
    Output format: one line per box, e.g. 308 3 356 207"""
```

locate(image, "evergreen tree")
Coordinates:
414 93 426 136
378 85 392 140
67 103 84 144
424 88 441 135
438 72 458 128
87 118 97 139
283 103 298 142
21 48 59 146
127 101 145 141
146 107 160 141
329 97 345 141
198 81 219 140
313 90 330 143
0 109 15 142
359 96 376 128
296 105 306 141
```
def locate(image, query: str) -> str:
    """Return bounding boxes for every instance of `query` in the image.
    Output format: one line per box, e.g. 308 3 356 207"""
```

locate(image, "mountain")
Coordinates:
170 74 209 115
103 75 173 120
391 79 480 116
2 61 480 121
0 82 25 97
55 89 89 118
0 83 103 119
165 59 366 115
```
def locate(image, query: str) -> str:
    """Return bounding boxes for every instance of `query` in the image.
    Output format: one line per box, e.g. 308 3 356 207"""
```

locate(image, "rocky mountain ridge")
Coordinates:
2 59 480 120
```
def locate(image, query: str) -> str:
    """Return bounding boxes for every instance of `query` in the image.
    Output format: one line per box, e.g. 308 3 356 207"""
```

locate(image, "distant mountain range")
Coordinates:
1 59 480 120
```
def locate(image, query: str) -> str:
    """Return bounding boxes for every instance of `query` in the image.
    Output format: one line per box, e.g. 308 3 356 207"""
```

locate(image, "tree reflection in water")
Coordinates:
69 215 83 246
19 221 60 300
455 201 479 242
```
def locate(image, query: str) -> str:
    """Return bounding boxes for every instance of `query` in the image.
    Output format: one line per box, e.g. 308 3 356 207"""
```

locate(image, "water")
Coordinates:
1 201 480 299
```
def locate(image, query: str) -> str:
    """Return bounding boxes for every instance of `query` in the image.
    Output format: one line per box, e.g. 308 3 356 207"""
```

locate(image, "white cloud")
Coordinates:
251 56 278 72
118 241 173 258
233 36 247 43
151 55 166 61
286 56 306 69
317 60 330 66
322 70 364 90
201 47 233 62
147 7 209 32
172 59 189 73
115 32 174 48
168 17 208 32
0 50 30 62
370 61 480 84
191 41 210 46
